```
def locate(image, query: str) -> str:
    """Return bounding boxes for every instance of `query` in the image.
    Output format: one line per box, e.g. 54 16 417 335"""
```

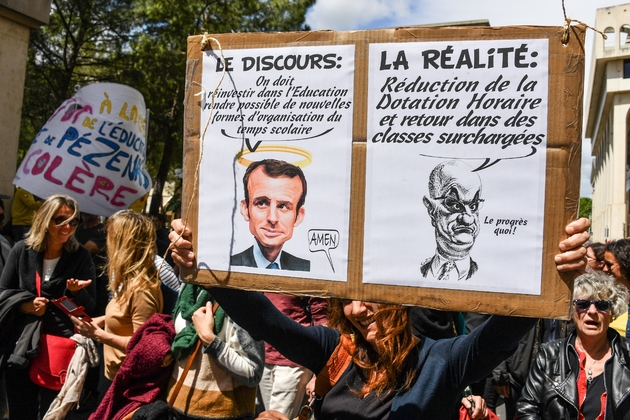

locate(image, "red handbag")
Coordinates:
28 271 77 391
459 405 500 420
29 333 76 391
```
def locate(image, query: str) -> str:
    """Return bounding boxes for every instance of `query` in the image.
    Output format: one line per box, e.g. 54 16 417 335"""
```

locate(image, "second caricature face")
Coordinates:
424 161 482 259
240 166 305 260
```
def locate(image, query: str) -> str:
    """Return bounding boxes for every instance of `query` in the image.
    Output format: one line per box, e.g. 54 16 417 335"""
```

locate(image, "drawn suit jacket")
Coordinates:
420 254 478 280
230 246 310 272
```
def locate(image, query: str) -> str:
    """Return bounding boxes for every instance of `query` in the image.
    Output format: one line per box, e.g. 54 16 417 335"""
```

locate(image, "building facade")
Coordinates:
0 1 51 203
586 3 630 241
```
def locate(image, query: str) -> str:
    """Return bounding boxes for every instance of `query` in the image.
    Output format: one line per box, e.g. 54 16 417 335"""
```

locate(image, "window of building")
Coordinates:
621 25 630 46
624 59 630 78
605 27 615 48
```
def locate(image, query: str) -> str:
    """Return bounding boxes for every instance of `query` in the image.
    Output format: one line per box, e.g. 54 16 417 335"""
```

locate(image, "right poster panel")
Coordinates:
363 39 549 294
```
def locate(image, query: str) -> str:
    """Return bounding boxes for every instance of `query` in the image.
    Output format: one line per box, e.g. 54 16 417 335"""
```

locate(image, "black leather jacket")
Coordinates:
517 330 630 420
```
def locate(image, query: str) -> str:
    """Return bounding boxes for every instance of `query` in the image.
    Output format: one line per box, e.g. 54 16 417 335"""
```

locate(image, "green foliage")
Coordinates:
579 197 592 220
20 0 137 160
19 0 315 213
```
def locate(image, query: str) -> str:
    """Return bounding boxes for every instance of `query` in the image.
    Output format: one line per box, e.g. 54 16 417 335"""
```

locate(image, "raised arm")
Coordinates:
168 219 339 374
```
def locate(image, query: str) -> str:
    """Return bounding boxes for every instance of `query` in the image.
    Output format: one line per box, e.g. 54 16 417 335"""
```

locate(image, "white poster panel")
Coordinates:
197 45 355 281
13 83 151 217
364 39 549 294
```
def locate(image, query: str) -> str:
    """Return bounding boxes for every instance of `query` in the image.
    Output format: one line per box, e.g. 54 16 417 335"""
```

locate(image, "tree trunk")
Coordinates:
149 133 175 215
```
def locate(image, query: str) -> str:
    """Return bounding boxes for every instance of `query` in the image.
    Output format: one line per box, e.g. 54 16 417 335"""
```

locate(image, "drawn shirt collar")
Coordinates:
431 251 471 281
253 241 282 269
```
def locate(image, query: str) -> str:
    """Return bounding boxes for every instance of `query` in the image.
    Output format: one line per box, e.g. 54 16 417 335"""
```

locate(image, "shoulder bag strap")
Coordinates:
167 339 201 407
36 271 41 297
313 334 355 396
167 301 220 406
297 334 354 420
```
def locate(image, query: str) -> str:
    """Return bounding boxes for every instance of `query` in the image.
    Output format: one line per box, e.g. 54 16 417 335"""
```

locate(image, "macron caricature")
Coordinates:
421 160 483 281
231 159 310 272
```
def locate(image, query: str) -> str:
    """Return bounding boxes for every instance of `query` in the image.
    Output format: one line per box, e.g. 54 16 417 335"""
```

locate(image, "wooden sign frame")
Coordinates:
180 25 585 319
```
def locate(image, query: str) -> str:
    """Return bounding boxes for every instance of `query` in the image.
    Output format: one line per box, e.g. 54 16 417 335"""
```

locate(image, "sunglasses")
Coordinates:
434 195 484 213
604 260 617 271
52 216 80 227
573 299 612 313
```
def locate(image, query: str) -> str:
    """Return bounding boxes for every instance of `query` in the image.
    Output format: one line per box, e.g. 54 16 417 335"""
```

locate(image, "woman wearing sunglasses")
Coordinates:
0 194 96 419
517 271 630 420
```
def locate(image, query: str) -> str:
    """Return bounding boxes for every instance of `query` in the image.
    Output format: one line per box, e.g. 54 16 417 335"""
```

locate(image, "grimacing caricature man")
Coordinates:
230 159 310 272
421 160 483 281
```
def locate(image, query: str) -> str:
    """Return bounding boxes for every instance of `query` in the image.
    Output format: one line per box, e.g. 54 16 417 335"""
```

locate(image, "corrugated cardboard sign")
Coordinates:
181 25 585 319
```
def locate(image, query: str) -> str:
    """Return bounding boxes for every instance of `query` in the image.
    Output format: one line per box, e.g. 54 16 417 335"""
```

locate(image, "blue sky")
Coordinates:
305 0 623 198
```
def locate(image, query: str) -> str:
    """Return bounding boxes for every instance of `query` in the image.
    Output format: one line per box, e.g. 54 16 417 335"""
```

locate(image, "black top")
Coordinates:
582 373 605 420
0 240 96 337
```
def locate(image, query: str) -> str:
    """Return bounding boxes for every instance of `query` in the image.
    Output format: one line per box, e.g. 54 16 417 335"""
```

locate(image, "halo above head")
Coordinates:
236 144 313 169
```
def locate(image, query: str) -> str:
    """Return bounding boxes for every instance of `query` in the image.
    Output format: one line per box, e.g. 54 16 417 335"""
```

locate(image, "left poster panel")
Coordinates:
197 45 355 281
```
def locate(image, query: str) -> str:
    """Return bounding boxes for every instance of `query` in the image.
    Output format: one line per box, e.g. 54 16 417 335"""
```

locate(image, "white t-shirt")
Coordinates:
43 257 60 282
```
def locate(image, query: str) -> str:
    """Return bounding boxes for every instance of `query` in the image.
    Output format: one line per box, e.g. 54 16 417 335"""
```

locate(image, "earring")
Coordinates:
350 326 358 343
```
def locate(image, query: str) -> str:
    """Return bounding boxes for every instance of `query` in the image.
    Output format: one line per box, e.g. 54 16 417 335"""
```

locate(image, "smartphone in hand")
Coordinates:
51 296 92 322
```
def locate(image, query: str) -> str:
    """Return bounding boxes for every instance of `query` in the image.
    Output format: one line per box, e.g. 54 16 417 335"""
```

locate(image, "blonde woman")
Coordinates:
0 194 96 420
73 210 164 381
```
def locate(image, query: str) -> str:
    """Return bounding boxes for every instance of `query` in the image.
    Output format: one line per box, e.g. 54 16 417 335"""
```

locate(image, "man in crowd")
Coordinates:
0 195 11 272
0 195 10 419
258 294 327 419
74 213 108 315
10 187 42 242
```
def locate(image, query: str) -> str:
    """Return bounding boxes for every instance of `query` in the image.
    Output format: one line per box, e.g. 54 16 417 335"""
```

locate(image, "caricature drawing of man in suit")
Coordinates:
421 160 483 281
231 159 310 271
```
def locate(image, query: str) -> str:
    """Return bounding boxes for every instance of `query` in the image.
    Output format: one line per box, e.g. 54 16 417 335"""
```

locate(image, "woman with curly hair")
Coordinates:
169 218 590 420
73 210 163 381
517 271 630 419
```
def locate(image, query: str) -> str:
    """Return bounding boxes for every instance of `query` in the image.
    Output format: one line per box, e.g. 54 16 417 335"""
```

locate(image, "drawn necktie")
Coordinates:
437 261 455 281
267 262 279 269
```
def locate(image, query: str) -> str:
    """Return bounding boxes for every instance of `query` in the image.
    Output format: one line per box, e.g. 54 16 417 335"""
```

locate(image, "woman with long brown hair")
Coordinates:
73 209 163 381
169 218 590 420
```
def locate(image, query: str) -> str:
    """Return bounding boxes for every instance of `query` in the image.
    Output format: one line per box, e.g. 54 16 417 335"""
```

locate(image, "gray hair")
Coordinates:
573 270 629 319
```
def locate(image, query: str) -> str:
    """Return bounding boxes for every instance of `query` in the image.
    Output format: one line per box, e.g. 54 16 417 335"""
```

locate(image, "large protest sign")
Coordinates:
182 26 585 318
14 83 151 217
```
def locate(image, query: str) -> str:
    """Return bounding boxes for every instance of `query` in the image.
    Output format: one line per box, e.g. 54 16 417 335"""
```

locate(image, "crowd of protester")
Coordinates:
0 186 627 420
